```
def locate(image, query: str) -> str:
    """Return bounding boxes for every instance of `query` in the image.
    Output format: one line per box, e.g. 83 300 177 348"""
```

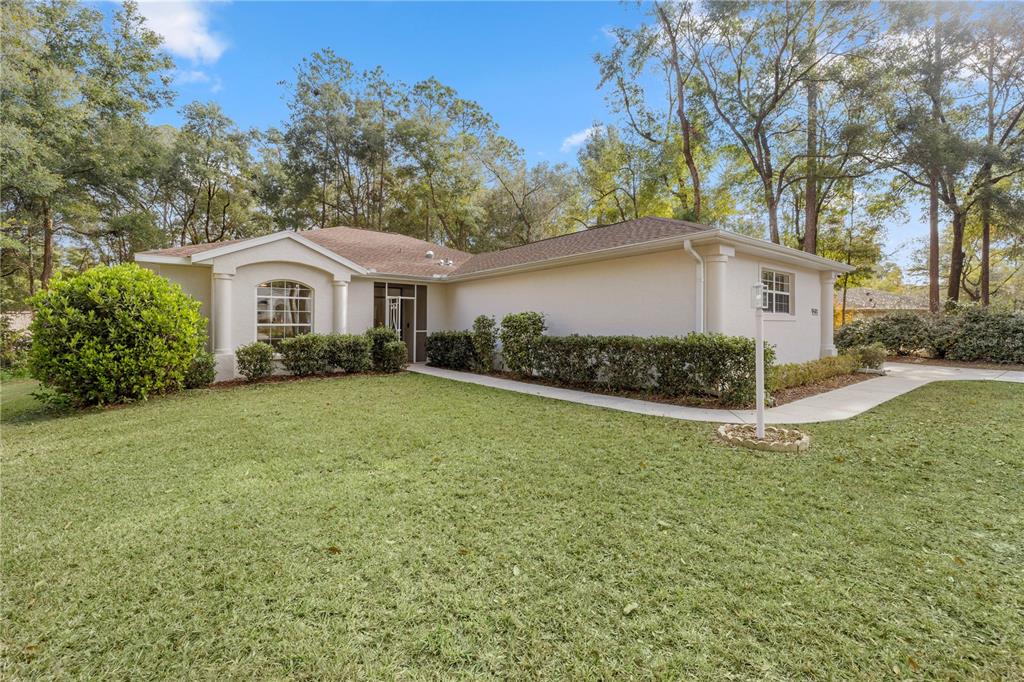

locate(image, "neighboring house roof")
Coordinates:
837 287 929 310
138 217 852 278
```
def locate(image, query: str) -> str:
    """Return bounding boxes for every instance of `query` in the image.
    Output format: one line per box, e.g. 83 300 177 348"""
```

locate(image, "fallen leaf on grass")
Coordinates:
326 546 342 555
622 602 639 616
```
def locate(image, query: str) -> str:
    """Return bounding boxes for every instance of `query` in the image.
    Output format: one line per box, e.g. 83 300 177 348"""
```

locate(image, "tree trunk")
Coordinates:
767 194 780 244
40 200 54 289
655 3 702 221
928 175 940 312
803 0 818 255
981 179 991 306
928 7 942 312
981 33 995 306
947 210 965 304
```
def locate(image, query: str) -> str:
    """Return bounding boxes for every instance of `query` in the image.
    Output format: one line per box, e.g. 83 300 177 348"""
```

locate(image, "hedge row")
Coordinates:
235 327 406 382
836 307 1024 364
427 312 775 406
769 354 859 392
529 333 774 405
424 315 497 372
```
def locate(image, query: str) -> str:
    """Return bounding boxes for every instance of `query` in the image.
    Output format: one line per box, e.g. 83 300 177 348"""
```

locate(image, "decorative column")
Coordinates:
700 245 734 334
333 279 349 334
820 271 837 357
212 272 234 353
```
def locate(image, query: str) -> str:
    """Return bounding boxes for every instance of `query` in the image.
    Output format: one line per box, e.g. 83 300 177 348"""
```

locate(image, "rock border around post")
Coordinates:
716 424 811 453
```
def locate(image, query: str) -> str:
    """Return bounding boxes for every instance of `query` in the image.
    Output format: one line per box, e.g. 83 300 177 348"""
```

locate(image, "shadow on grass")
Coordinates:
0 379 75 424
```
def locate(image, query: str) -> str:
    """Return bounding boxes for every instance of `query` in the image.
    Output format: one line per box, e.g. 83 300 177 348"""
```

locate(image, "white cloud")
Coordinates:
138 1 227 64
175 69 210 84
173 68 223 92
560 125 602 153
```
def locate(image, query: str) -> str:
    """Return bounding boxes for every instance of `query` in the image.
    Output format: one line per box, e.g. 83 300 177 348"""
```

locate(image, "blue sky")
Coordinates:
137 1 643 162
122 1 924 274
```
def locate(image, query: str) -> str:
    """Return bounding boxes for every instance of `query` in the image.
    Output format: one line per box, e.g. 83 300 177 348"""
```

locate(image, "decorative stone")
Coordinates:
716 424 811 453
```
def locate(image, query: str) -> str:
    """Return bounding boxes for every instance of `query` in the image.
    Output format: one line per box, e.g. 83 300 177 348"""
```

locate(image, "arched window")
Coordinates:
256 280 312 346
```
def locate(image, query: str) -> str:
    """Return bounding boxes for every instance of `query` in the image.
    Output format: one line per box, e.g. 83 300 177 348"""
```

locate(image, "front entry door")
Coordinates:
386 296 415 362
375 283 426 363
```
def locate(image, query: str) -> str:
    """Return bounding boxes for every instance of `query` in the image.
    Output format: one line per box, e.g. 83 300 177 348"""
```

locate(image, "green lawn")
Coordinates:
2 374 1022 679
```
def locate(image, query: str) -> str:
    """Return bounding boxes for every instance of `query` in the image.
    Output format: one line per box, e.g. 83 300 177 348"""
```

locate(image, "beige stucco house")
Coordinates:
136 217 855 381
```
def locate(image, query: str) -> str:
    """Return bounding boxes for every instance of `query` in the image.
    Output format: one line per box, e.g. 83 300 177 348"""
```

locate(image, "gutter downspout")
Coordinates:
684 239 704 333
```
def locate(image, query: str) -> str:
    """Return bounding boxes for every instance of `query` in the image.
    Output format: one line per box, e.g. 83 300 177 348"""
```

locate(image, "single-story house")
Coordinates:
136 217 855 380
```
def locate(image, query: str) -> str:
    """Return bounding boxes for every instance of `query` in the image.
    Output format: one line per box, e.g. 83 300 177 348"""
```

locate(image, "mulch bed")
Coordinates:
770 372 876 406
885 356 1024 372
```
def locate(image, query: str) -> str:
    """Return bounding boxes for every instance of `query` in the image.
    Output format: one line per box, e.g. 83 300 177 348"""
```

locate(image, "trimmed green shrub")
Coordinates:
366 326 403 371
649 334 773 405
235 342 274 381
499 311 546 376
324 333 371 373
846 343 886 370
834 319 868 351
601 336 652 391
28 264 204 405
836 311 930 356
377 340 408 373
769 354 858 391
426 331 477 370
185 350 216 388
471 315 497 372
278 334 329 376
521 332 772 407
836 307 1024 364
944 306 1024 364
534 336 602 385
871 312 932 355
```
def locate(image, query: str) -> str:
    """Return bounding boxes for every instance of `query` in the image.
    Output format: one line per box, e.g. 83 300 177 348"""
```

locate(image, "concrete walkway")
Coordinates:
408 362 1024 424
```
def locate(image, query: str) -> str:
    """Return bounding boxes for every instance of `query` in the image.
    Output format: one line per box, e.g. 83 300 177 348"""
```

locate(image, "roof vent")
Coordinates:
425 250 435 259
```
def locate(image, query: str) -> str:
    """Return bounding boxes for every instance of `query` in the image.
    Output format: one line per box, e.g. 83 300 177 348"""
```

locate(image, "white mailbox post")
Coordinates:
751 282 766 439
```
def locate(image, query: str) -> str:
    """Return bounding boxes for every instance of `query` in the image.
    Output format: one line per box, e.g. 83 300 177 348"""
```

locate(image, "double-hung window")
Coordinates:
256 280 312 346
761 269 792 314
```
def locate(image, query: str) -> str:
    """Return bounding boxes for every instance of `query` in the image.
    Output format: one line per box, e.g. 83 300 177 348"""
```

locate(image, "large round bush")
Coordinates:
29 264 204 405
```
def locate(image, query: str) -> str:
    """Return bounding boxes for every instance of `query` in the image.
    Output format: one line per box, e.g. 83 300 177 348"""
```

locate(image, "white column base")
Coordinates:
214 353 236 382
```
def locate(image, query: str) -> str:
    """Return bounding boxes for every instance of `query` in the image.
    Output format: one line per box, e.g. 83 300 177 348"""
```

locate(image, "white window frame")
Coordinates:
255 280 314 347
760 267 795 317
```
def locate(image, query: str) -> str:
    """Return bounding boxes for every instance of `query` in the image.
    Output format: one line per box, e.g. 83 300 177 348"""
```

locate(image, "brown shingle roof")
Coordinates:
304 227 471 277
140 227 472 278
139 218 711 278
454 217 708 276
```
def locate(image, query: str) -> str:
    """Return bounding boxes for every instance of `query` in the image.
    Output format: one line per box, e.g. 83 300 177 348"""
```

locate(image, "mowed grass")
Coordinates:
1 374 1022 680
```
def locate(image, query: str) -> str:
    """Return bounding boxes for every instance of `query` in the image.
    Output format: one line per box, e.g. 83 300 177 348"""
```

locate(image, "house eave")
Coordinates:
448 233 702 281
446 228 855 281
693 230 856 273
135 253 201 266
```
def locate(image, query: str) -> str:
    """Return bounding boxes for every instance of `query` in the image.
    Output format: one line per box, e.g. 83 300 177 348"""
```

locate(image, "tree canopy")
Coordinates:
2 0 1022 310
